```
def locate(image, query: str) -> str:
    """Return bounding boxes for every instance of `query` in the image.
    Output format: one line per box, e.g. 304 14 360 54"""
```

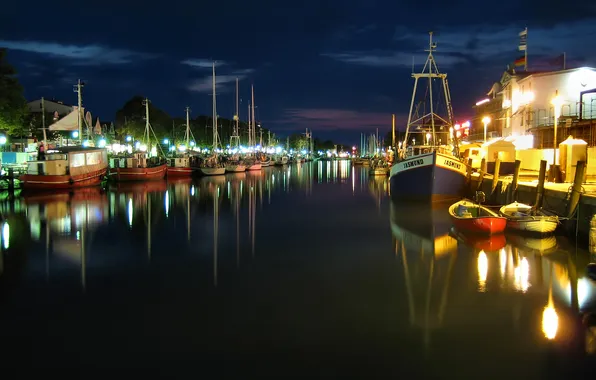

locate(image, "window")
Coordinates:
85 151 101 165
70 153 85 167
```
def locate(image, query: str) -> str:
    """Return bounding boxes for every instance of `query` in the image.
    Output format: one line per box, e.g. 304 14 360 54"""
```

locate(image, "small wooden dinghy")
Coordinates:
499 202 559 234
449 199 507 235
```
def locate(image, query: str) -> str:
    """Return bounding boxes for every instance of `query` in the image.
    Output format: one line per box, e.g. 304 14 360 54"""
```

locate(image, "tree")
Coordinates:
0 49 28 137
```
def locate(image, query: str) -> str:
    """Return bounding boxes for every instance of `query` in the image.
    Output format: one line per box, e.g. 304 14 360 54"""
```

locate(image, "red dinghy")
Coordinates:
449 199 507 236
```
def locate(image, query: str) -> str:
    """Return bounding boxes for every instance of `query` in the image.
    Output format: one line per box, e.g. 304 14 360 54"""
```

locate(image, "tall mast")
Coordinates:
251 84 256 152
233 77 240 148
212 61 218 151
247 103 251 147
143 97 150 150
427 32 436 145
41 97 47 145
392 114 396 149
185 106 190 147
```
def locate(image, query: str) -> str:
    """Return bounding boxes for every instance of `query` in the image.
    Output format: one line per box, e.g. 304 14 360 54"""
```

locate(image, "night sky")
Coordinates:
2 1 595 143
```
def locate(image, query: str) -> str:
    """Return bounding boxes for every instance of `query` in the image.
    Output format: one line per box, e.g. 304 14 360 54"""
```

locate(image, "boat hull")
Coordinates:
247 163 262 171
449 200 507 235
225 165 246 173
201 167 226 176
504 218 558 234
390 151 467 202
109 164 167 181
20 167 107 190
166 166 194 177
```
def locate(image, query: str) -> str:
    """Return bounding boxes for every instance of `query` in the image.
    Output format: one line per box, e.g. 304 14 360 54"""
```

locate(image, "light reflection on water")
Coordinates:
0 160 594 375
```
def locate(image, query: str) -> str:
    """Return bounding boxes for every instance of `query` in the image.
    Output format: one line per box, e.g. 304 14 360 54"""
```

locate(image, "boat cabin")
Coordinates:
27 146 108 176
110 152 161 169
167 156 190 168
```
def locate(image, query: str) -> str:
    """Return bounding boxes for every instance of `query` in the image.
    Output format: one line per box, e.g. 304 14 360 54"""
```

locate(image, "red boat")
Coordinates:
449 199 507 235
166 157 195 177
20 146 108 190
109 153 166 181
110 164 167 181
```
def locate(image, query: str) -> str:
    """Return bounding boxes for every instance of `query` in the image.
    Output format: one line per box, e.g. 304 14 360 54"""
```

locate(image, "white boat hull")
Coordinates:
201 167 226 176
504 219 558 234
225 165 246 173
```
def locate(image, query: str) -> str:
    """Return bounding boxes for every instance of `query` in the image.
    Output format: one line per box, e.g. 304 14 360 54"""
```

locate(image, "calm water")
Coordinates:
0 161 595 377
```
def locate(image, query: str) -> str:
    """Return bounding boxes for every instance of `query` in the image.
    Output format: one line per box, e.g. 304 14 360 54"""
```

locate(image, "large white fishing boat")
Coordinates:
390 32 467 202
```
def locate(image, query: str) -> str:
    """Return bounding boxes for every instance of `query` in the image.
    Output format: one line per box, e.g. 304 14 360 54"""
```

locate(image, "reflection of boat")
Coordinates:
450 227 507 251
390 201 456 257
109 180 167 193
21 146 108 190
506 233 558 254
499 202 559 234
449 199 507 235
22 186 104 204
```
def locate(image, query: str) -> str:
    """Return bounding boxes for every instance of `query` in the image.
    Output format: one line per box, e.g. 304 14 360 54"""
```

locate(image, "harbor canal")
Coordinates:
0 161 594 376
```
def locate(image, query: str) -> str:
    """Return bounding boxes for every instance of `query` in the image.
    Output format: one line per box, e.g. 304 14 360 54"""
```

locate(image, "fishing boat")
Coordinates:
167 107 196 177
110 98 167 181
390 32 467 202
21 146 108 190
226 80 246 174
225 158 246 173
199 62 225 176
449 199 507 235
499 202 559 234
274 155 289 166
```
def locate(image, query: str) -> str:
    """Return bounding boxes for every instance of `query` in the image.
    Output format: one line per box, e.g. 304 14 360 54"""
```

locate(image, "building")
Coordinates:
471 67 596 148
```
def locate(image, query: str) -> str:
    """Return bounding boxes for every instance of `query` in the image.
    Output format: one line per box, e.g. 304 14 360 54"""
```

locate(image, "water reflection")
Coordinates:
0 162 594 374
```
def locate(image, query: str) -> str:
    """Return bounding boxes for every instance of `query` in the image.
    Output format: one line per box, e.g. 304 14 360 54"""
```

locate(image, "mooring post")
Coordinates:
476 158 487 192
508 160 521 203
491 159 501 202
535 160 547 209
566 160 586 218
7 168 14 193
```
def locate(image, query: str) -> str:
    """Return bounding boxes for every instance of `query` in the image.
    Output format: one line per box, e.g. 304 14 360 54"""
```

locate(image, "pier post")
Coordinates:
535 160 547 208
507 160 521 203
566 160 586 218
491 159 501 202
7 168 14 193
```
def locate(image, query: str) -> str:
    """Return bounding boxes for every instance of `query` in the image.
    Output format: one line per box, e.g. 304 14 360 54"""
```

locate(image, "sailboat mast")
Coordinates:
235 77 239 148
251 84 256 151
247 104 251 147
76 79 83 144
41 97 47 145
145 97 150 146
212 62 217 151
185 106 190 147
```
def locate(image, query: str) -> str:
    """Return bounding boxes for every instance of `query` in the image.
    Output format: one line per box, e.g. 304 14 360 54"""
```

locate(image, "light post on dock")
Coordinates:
482 116 491 144
551 91 563 166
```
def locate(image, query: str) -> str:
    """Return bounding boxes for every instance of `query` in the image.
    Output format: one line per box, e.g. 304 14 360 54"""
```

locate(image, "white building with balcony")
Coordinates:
500 67 596 141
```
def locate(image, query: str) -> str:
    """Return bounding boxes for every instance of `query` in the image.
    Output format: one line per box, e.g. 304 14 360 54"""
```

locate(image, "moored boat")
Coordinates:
225 161 246 173
110 155 167 182
20 146 108 190
499 202 559 234
201 166 226 176
449 199 507 235
166 156 196 177
247 162 262 171
389 32 467 202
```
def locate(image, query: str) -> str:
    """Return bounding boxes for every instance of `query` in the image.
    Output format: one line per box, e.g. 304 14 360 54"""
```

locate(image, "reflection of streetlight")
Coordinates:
477 250 488 292
482 116 491 143
552 90 563 166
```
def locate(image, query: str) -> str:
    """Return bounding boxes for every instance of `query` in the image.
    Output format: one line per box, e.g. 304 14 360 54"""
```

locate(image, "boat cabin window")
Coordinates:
70 153 86 168
45 153 67 161
85 151 102 165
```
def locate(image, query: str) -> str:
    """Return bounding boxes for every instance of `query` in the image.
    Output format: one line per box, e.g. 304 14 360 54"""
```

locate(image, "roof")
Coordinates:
47 146 106 154
517 67 596 84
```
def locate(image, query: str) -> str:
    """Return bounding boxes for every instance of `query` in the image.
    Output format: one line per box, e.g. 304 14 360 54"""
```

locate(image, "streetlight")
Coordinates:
126 135 132 142
482 116 491 144
551 90 563 168
426 133 431 145
72 131 79 139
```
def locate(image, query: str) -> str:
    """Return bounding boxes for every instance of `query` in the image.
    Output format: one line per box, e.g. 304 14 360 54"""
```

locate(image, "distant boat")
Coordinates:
166 107 196 177
449 199 507 235
499 202 559 234
390 32 468 202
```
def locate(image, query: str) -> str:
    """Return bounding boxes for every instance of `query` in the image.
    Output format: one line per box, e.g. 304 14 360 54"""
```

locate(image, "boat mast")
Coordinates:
247 103 252 148
144 97 150 147
232 77 240 148
251 84 256 154
427 32 437 145
41 97 47 145
185 106 190 147
211 61 220 152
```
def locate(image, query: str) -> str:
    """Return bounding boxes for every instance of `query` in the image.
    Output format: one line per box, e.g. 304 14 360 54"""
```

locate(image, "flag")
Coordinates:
518 28 527 51
514 56 526 67
548 53 565 69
